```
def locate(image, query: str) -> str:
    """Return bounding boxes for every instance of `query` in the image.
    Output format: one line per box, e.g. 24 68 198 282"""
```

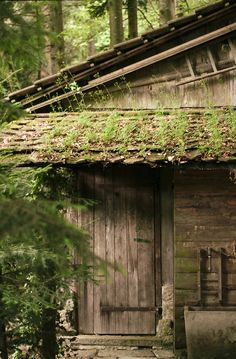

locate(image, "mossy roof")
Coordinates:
1 110 236 166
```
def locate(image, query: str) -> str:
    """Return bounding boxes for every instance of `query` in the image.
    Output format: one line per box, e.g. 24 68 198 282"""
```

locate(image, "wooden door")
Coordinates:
77 166 160 335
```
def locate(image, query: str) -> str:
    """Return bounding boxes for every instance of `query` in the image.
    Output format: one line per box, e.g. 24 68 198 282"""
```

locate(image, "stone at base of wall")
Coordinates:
56 342 175 359
161 284 174 321
156 283 174 347
156 319 173 344
57 336 175 358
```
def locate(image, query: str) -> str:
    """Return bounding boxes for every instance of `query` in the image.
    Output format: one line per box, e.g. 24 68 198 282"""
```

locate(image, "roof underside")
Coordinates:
1 110 236 166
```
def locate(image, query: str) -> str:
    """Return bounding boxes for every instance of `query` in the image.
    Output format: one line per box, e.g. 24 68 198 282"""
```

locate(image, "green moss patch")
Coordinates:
1 109 236 165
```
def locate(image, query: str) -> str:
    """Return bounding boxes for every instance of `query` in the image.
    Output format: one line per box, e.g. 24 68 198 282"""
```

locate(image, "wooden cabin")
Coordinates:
1 1 236 357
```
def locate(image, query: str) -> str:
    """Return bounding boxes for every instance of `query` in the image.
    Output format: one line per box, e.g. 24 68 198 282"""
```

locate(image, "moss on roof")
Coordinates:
0 109 236 166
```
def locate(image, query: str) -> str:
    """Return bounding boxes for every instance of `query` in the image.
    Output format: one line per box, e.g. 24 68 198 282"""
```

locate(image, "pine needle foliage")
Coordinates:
0 165 99 359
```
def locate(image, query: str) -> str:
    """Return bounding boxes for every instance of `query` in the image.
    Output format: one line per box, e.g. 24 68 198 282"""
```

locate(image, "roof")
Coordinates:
1 110 236 166
5 0 236 113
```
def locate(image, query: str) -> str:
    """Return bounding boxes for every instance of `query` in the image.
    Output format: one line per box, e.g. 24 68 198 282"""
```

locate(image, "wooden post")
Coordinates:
197 249 202 305
157 168 174 334
218 248 223 304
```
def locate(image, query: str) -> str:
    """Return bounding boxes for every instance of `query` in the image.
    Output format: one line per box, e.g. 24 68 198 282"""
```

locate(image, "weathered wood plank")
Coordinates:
176 256 236 274
114 168 129 334
77 169 95 334
93 169 107 334
175 242 236 257
87 24 236 89
160 168 174 285
175 289 199 306
176 208 236 225
154 175 162 308
175 273 198 290
137 174 156 334
126 184 139 333
175 168 236 349
103 167 116 333
65 203 79 332
176 227 236 242
175 272 236 291
224 289 236 304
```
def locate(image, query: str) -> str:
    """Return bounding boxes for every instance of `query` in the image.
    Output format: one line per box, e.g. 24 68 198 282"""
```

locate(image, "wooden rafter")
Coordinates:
176 65 236 86
9 2 236 107
185 55 195 78
27 23 236 112
207 46 218 72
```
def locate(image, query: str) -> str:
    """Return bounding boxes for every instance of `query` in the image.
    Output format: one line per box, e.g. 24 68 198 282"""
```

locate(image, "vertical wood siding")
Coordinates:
73 165 161 335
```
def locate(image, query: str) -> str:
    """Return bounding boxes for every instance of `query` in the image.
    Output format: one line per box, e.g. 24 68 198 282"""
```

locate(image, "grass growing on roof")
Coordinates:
1 108 236 164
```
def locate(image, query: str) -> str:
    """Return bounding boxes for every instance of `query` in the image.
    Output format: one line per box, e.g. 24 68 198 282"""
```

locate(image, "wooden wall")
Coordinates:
83 37 236 110
85 66 236 110
174 168 236 349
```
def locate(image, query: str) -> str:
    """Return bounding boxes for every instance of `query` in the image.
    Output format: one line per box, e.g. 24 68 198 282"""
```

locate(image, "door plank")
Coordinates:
103 167 116 333
78 166 159 335
78 169 95 334
126 186 139 333
93 169 107 334
114 168 129 333
137 173 156 334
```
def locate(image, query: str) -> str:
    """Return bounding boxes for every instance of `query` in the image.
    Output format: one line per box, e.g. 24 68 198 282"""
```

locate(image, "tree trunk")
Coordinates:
40 262 57 359
159 0 176 25
108 0 124 47
50 0 64 69
40 0 64 77
127 0 138 39
0 323 8 359
41 307 57 359
88 39 96 57
0 271 8 359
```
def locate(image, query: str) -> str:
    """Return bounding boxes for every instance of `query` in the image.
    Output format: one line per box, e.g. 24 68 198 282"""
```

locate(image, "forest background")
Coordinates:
0 1 214 359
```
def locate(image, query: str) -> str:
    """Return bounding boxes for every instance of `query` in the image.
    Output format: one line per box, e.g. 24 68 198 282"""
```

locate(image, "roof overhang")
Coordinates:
1 110 236 167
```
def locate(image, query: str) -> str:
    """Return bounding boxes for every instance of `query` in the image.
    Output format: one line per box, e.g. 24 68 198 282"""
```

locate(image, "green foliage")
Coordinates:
0 101 24 126
155 112 169 149
177 0 215 15
102 112 120 142
0 0 45 93
87 0 108 18
203 109 222 154
26 107 235 165
225 107 236 139
172 111 188 153
63 2 110 64
62 0 165 63
0 165 99 357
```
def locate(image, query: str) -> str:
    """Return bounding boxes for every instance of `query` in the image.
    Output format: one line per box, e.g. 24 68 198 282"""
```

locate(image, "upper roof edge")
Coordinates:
6 0 236 101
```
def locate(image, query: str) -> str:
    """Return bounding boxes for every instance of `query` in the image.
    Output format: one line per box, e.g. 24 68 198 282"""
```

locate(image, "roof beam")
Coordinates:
17 3 236 108
28 22 236 112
